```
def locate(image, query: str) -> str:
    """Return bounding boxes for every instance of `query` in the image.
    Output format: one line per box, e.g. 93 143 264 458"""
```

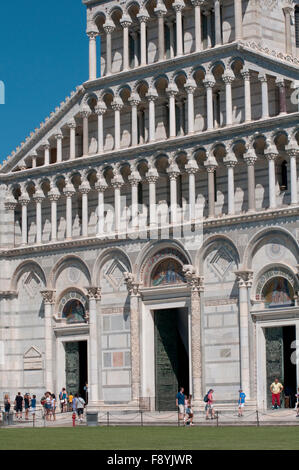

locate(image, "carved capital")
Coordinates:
124 272 141 296
41 289 56 305
235 270 253 288
183 265 204 292
86 287 102 301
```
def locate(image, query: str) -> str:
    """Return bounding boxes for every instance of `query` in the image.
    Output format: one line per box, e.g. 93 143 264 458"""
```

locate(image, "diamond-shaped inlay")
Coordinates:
104 260 126 291
209 246 234 279
22 271 41 298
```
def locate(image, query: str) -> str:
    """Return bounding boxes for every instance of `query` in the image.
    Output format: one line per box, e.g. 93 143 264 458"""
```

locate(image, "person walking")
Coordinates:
176 387 185 423
45 392 52 421
68 392 74 412
205 389 215 420
59 388 68 413
75 394 85 424
14 392 23 421
270 378 284 409
238 389 246 417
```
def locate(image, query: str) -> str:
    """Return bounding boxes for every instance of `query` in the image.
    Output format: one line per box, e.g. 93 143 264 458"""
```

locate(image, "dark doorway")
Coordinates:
65 341 88 400
265 326 296 408
154 308 189 411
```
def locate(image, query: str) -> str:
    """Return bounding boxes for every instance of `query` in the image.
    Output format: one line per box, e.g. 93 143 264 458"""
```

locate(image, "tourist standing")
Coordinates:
45 392 52 420
68 392 74 412
31 395 37 423
51 394 56 421
238 389 246 417
270 378 284 409
14 392 23 421
205 389 215 420
75 394 85 424
185 395 194 426
176 387 185 423
24 393 30 420
59 388 68 413
4 394 11 415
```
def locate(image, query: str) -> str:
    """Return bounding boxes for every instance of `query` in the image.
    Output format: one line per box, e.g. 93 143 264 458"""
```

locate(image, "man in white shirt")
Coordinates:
75 394 85 423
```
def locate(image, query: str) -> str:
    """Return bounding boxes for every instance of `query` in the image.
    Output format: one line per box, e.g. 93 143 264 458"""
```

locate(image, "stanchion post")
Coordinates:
256 410 259 427
140 410 143 427
177 410 180 427
107 411 110 427
216 410 219 427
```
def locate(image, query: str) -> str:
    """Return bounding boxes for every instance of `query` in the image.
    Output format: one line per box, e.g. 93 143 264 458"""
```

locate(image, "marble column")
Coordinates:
204 158 218 218
173 0 185 56
79 179 91 238
120 16 132 71
129 94 141 147
276 78 287 115
186 158 199 223
33 190 44 244
154 2 167 61
31 151 37 169
19 193 30 245
235 270 253 398
41 290 56 393
4 197 17 247
43 141 50 166
166 20 175 58
241 68 252 123
88 31 98 81
48 189 60 242
224 155 237 215
137 11 149 66
223 69 235 126
81 109 91 156
146 89 158 142
63 179 75 240
67 119 76 160
95 174 108 237
55 131 63 163
128 170 141 230
111 171 124 234
183 265 204 410
258 74 269 119
167 163 180 224
234 0 243 40
104 21 115 75
112 98 124 150
286 144 298 206
265 146 279 209
124 273 141 404
146 167 159 227
204 74 216 130
244 150 257 213
184 80 197 134
283 7 292 55
95 102 107 154
192 0 204 52
166 85 178 138
214 0 222 46
86 287 102 406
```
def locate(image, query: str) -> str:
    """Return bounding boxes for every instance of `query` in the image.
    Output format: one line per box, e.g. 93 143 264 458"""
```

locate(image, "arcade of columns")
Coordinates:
5 130 299 247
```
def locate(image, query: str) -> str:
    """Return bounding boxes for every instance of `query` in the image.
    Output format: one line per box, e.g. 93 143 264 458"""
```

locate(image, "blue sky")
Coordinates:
0 0 91 162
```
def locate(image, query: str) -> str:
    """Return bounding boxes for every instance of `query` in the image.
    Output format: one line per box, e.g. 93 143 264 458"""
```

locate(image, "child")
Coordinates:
238 389 246 417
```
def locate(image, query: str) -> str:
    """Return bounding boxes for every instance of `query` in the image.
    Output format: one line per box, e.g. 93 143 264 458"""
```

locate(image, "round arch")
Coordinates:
48 255 91 289
11 260 47 292
92 248 132 286
195 234 241 275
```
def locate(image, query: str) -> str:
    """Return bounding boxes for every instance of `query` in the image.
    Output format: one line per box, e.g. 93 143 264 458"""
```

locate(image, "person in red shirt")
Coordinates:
205 389 215 420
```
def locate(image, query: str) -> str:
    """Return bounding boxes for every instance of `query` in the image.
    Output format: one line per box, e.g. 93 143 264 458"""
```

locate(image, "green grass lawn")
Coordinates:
1 426 299 450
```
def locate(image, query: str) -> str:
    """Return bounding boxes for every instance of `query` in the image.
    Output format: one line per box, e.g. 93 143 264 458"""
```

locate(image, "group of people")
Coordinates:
3 392 37 421
175 388 194 426
2 388 86 424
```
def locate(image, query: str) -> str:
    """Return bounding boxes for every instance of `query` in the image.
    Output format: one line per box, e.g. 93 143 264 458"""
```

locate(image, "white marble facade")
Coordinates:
0 0 299 411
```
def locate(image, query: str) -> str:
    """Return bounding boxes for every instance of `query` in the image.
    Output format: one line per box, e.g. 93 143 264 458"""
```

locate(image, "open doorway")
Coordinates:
265 326 296 408
65 341 88 401
154 308 189 411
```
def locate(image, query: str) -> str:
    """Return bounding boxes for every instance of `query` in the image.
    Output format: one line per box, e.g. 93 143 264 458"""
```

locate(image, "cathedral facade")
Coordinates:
0 0 298 412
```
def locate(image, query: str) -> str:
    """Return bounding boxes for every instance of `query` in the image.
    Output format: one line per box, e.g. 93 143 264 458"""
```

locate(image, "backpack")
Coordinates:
203 393 209 403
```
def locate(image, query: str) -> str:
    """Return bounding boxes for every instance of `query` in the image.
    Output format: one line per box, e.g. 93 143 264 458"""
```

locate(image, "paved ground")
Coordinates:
1 407 299 428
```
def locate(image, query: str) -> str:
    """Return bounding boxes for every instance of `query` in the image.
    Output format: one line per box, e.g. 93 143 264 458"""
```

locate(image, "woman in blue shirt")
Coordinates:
238 389 246 417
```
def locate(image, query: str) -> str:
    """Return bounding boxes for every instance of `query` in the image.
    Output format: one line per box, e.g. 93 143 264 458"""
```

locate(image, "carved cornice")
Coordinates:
0 290 18 299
